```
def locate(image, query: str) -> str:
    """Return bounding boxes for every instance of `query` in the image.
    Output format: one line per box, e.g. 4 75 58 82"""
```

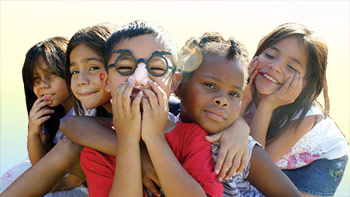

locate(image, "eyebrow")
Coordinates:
202 75 243 91
70 57 103 66
270 46 304 67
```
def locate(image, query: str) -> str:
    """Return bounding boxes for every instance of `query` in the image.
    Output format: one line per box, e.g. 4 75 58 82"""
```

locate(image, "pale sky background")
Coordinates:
0 1 349 196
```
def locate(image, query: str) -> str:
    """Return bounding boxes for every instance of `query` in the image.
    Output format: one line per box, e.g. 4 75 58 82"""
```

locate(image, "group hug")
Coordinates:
0 20 348 197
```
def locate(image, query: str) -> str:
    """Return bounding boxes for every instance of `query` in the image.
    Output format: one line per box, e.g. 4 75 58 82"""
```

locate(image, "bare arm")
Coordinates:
144 137 206 197
110 79 143 197
27 97 54 164
141 82 206 197
265 116 316 161
60 116 117 156
248 145 301 197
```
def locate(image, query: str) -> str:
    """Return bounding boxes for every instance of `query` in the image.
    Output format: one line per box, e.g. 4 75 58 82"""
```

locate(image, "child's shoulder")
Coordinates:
167 122 209 142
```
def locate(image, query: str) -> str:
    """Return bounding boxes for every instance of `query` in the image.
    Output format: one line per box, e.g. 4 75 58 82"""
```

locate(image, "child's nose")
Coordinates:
133 62 150 87
39 78 50 89
268 60 282 73
77 72 89 86
213 96 229 108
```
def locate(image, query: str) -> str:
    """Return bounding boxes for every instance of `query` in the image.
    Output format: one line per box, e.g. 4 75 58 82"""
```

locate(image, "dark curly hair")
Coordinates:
179 32 249 85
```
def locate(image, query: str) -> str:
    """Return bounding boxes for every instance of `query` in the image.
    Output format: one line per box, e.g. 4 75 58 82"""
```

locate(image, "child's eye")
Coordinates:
71 70 79 75
229 91 240 98
287 65 299 73
203 82 216 89
33 77 41 84
265 53 275 59
48 72 57 77
89 66 100 71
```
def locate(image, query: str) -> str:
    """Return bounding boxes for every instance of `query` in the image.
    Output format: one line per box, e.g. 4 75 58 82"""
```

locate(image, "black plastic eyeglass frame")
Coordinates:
108 49 175 77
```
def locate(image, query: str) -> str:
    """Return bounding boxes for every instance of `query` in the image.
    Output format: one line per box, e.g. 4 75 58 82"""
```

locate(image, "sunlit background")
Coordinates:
1 1 349 196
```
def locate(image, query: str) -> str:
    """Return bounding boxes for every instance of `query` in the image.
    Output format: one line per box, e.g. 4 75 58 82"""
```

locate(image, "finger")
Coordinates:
122 79 135 113
148 81 168 111
31 99 51 115
143 88 157 111
225 151 243 180
248 56 259 74
249 70 259 82
131 91 143 115
114 82 128 113
143 179 161 196
236 150 249 174
142 97 152 114
214 144 228 176
218 149 236 180
205 133 221 143
36 115 51 125
278 76 293 96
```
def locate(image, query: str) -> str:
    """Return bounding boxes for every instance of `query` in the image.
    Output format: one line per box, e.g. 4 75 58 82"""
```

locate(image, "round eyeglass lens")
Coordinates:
148 56 168 76
115 54 136 75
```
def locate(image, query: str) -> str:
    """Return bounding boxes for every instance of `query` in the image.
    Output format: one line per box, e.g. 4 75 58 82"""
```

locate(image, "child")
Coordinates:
243 22 349 196
173 32 301 196
1 24 114 196
22 37 73 165
1 37 86 196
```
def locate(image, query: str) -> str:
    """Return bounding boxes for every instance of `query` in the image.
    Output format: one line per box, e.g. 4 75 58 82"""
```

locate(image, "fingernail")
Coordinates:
215 169 219 174
218 177 222 181
110 98 113 104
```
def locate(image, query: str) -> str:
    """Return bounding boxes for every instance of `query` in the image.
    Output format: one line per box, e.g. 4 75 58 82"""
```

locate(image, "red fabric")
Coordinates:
80 122 223 197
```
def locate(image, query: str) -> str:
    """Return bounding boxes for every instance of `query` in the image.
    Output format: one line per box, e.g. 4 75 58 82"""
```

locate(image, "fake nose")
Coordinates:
129 62 150 87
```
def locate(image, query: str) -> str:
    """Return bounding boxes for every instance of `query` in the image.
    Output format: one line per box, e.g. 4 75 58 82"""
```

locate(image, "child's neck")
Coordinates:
61 97 74 115
103 101 112 113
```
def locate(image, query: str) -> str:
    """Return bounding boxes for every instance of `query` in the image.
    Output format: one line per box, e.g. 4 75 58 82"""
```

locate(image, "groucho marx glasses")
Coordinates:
108 49 176 77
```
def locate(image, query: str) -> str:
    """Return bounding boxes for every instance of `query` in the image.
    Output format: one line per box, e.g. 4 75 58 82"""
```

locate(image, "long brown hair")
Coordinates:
22 36 69 147
254 22 329 142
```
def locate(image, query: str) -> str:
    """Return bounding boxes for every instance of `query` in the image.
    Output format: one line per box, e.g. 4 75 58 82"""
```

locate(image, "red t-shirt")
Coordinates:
80 122 223 197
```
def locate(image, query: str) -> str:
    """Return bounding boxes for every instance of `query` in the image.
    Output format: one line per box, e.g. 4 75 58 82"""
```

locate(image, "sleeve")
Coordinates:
80 147 115 197
180 124 223 197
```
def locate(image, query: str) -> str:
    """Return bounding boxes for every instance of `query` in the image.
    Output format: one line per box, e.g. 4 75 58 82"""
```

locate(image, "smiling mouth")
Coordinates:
262 73 279 84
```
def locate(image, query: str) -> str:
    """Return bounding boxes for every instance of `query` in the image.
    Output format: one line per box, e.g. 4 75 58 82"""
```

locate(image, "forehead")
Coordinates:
269 37 307 69
33 56 51 74
194 56 245 87
113 34 166 59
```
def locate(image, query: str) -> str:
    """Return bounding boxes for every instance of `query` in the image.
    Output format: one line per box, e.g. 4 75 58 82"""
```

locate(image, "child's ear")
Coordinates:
171 72 182 93
100 71 111 93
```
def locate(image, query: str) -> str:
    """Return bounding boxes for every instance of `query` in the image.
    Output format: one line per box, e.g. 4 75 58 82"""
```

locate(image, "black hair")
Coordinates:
179 32 249 85
104 20 179 72
22 36 69 147
65 23 116 116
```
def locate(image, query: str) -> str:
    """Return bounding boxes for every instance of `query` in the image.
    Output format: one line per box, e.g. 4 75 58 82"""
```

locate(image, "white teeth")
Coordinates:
263 74 278 83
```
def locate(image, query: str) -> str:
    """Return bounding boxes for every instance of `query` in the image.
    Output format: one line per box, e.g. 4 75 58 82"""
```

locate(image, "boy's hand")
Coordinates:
205 117 249 181
28 96 54 136
262 74 303 110
140 143 161 196
141 81 168 141
112 79 142 140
